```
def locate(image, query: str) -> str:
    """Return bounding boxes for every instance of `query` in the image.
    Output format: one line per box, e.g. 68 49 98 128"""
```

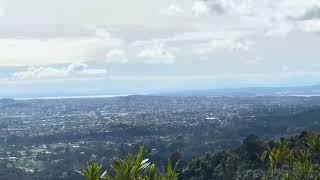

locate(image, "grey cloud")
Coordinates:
200 0 226 14
209 3 225 14
296 6 320 20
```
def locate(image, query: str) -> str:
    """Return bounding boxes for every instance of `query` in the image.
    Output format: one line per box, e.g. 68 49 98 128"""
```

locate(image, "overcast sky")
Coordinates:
1 0 320 98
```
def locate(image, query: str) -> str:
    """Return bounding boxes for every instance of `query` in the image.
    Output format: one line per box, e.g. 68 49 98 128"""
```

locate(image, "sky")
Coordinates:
1 0 320 98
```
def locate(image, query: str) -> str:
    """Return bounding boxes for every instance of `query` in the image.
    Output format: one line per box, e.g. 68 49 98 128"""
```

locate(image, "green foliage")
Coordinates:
79 131 320 180
280 172 296 180
307 131 320 154
156 160 179 180
79 146 178 180
77 161 109 180
260 140 291 175
296 159 312 179
111 146 152 179
261 131 320 180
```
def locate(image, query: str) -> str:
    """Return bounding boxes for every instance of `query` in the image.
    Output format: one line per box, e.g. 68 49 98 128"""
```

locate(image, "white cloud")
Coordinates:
0 3 4 17
192 1 210 17
1 0 319 68
132 30 255 57
242 57 262 65
94 27 114 39
265 22 295 38
202 0 312 18
105 49 128 64
137 44 176 64
1 0 320 89
0 32 123 66
165 4 184 16
12 63 106 80
194 38 253 54
196 0 320 37
299 20 320 33
169 31 255 54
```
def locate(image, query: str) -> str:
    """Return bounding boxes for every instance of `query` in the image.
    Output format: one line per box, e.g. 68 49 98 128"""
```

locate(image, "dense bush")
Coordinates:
181 131 320 180
260 131 320 179
79 131 320 180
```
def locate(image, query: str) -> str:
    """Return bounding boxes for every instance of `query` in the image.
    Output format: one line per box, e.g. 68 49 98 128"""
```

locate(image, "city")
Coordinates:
1 94 320 179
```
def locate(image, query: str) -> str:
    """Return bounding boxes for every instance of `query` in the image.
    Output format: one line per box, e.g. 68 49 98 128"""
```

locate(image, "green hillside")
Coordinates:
80 131 320 180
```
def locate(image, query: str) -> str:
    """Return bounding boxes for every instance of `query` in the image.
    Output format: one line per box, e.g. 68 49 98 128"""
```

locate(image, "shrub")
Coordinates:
78 146 178 180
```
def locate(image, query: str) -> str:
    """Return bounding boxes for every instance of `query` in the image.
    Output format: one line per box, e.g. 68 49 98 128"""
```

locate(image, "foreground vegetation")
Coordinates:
79 131 320 180
79 147 178 180
181 131 320 180
260 131 320 179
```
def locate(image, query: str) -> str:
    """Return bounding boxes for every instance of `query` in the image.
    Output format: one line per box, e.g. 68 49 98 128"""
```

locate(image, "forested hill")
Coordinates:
180 131 320 180
1 131 320 180
75 130 320 180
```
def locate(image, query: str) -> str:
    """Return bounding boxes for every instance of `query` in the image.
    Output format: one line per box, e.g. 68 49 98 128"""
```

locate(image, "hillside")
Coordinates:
76 131 320 180
1 130 320 180
180 131 319 180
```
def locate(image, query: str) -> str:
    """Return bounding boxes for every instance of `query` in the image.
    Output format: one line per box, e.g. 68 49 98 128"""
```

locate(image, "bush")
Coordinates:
260 131 320 179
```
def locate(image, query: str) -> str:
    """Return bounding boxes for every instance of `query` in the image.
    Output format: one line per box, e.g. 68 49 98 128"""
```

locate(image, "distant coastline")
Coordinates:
282 94 320 97
14 93 320 100
15 94 133 100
